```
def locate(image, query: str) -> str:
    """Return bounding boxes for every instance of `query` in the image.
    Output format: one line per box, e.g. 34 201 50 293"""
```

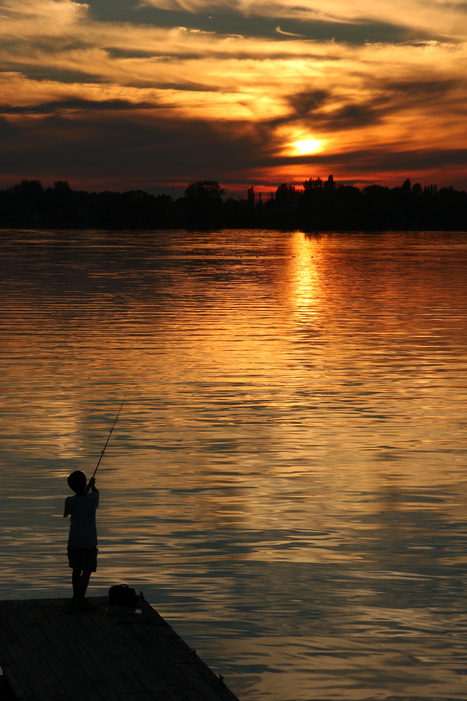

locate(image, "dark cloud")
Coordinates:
86 0 437 45
87 0 145 23
3 95 465 192
0 117 16 139
272 146 467 183
284 74 466 136
173 13 418 44
5 64 104 85
287 90 330 116
276 95 386 133
343 147 467 172
384 79 463 102
0 99 159 115
293 101 384 131
0 108 271 189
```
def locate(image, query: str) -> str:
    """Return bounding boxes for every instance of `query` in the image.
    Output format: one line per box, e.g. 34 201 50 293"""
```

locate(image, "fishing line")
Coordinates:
89 391 128 485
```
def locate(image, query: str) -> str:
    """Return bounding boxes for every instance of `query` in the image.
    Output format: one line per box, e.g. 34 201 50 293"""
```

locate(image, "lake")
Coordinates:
0 228 466 700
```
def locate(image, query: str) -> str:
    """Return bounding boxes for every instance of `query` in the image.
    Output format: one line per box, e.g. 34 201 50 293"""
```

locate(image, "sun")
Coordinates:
277 127 325 157
293 138 323 155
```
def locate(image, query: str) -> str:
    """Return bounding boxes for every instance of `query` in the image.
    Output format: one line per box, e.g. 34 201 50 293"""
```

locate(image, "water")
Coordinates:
1 229 466 700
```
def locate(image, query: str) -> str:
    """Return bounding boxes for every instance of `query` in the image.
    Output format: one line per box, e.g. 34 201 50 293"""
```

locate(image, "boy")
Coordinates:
64 470 99 611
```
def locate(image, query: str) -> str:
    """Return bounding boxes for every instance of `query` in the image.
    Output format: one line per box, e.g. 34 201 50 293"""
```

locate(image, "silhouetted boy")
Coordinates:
64 470 99 611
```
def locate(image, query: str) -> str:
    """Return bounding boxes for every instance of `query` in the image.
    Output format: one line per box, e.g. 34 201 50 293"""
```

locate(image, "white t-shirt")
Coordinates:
64 491 99 548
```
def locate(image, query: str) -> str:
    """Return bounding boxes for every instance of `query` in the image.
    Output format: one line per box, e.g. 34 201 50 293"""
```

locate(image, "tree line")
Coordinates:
1 176 466 230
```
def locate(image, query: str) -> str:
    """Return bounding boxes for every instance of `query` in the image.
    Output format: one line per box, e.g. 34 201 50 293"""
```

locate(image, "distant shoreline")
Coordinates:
1 177 466 231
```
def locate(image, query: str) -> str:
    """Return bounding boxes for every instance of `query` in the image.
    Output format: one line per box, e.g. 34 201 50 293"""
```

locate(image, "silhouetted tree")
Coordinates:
1 176 466 230
335 185 362 228
303 177 323 190
12 180 46 218
184 180 224 204
362 184 392 228
182 180 225 227
275 183 298 207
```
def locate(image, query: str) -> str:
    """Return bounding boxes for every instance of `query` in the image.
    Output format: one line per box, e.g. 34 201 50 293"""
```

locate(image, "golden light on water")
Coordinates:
2 230 467 701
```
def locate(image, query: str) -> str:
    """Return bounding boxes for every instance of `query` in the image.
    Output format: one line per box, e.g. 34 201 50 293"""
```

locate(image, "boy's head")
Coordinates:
67 470 87 494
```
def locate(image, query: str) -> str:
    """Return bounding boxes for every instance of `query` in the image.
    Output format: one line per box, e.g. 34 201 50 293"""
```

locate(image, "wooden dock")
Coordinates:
0 597 240 701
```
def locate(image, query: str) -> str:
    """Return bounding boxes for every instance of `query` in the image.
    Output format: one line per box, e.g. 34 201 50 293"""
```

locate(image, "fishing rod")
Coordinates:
88 391 128 487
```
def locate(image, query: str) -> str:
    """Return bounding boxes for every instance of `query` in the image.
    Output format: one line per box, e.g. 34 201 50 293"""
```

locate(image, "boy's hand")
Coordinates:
87 476 98 492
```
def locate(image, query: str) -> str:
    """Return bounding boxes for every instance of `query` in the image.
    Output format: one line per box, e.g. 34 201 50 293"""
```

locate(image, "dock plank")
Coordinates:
1 600 67 701
0 598 240 701
33 598 121 701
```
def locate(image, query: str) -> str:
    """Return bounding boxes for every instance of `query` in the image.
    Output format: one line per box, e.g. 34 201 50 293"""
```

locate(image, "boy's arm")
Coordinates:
87 476 99 494
63 498 70 518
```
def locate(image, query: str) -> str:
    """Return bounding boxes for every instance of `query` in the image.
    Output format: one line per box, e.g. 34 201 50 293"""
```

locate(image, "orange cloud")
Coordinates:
0 0 466 191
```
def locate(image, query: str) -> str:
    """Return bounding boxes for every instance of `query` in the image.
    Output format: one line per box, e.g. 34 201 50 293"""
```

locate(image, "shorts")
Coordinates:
67 546 98 572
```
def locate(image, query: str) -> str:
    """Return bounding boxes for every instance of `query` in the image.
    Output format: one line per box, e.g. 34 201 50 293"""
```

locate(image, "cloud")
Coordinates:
0 0 88 42
276 26 305 38
139 0 467 39
0 0 466 191
0 102 275 191
287 91 330 116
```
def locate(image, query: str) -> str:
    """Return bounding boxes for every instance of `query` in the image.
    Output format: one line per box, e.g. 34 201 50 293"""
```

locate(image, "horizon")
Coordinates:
2 174 466 201
1 1 467 193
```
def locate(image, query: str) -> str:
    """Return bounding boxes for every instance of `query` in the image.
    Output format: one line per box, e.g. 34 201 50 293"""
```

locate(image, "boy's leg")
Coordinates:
71 568 93 609
69 549 97 608
79 569 92 600
72 568 82 600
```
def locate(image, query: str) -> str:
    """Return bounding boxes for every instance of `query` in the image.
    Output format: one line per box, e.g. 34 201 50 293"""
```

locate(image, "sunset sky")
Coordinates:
1 0 466 195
